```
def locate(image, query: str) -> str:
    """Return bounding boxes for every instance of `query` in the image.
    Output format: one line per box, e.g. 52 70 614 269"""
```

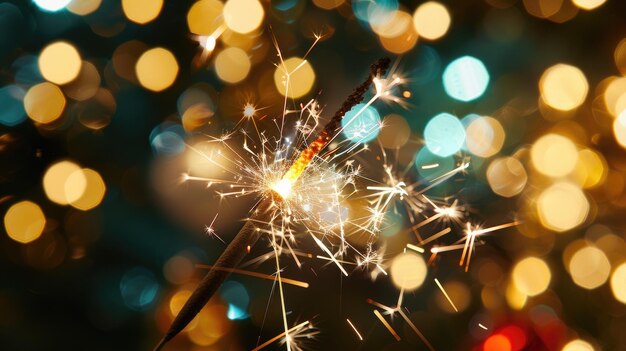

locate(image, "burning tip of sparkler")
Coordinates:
271 178 294 199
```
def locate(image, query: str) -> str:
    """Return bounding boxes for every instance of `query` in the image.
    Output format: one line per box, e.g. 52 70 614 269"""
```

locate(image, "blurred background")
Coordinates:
2 0 626 350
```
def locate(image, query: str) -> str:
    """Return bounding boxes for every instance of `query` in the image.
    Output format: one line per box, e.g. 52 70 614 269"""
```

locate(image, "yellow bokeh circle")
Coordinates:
611 263 626 304
531 133 578 178
214 47 251 84
537 182 589 232
568 246 611 289
512 256 551 296
412 1 451 40
122 0 163 24
223 0 264 34
39 41 82 85
68 169 107 211
274 57 316 99
136 48 179 92
390 252 427 291
43 160 86 205
4 201 46 244
539 64 588 111
187 0 224 35
24 82 66 124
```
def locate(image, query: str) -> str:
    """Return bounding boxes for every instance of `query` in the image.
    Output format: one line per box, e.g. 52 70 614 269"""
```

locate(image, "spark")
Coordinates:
252 321 313 351
479 323 488 330
346 318 363 341
434 278 458 312
373 310 401 341
194 264 309 288
203 213 224 244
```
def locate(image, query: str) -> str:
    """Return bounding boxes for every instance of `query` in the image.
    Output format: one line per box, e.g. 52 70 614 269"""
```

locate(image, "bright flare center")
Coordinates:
271 178 294 199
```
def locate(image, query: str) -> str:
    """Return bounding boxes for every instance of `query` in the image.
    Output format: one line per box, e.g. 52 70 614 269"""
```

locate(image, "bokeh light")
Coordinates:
390 252 427 291
23 82 66 124
443 56 490 102
537 182 589 232
568 246 610 289
120 267 159 311
122 0 163 24
539 64 588 111
33 0 72 12
378 114 410 148
412 2 451 40
135 47 179 92
484 334 512 351
572 0 606 10
214 47 251 84
531 134 578 178
68 169 107 211
611 263 626 304
187 0 224 35
465 116 505 158
4 201 46 244
512 257 551 296
223 0 264 34
562 339 595 351
67 0 102 16
43 160 86 205
613 111 626 149
486 157 528 197
0 85 26 126
38 41 82 85
341 103 381 144
274 57 316 99
424 112 465 157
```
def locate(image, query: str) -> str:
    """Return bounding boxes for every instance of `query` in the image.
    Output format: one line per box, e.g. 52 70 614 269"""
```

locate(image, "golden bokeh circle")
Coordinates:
43 160 86 205
486 157 527 197
4 201 46 244
539 64 588 111
24 82 66 124
136 47 179 92
214 47 251 84
531 133 578 178
390 252 427 291
537 182 589 232
274 57 316 99
568 246 611 289
39 41 82 85
412 1 451 40
512 256 551 296
122 0 163 24
223 0 265 34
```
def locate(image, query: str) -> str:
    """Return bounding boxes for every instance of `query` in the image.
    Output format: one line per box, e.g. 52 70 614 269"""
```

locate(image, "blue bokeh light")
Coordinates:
352 0 398 27
442 56 490 102
341 103 381 144
0 85 26 126
150 123 185 155
414 147 455 179
424 113 465 157
33 0 72 12
119 267 159 311
221 281 250 320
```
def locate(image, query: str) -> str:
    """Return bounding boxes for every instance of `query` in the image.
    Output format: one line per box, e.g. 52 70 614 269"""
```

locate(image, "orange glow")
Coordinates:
484 334 512 351
273 130 330 198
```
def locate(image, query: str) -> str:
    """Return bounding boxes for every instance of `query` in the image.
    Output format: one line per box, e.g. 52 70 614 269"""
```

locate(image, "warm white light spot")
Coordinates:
272 179 293 199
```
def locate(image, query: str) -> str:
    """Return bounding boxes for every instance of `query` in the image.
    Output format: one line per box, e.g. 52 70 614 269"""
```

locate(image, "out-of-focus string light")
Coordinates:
43 161 86 205
443 56 490 102
412 1 451 41
512 256 551 297
572 0 606 10
611 263 626 304
603 77 626 117
484 334 512 351
122 0 163 24
424 112 465 157
486 157 528 197
537 182 589 232
214 47 251 84
614 38 626 76
4 201 46 244
530 134 578 178
38 41 82 85
223 0 265 34
574 149 607 189
0 85 26 126
33 0 72 12
539 64 588 111
377 114 410 148
24 82 66 124
136 47 179 92
68 169 107 211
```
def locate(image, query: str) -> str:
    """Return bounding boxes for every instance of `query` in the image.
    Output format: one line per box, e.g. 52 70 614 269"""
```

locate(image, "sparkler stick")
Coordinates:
154 57 391 351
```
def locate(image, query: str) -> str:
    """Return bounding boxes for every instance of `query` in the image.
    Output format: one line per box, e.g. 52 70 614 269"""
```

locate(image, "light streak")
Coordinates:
406 243 425 253
252 321 311 351
434 278 458 312
373 309 401 341
194 264 309 288
346 318 363 341
478 323 488 330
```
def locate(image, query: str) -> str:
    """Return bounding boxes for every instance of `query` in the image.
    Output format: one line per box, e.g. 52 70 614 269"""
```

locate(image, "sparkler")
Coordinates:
154 57 391 351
